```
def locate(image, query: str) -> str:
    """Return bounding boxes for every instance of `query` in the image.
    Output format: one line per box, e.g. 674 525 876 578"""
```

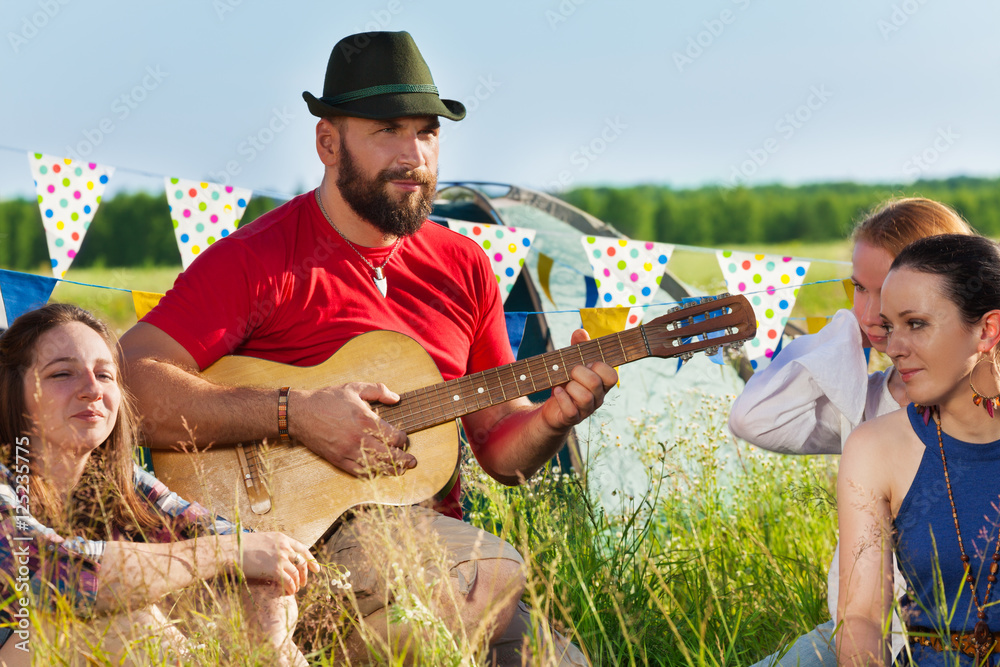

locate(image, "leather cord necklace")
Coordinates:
933 407 1000 664
315 189 400 298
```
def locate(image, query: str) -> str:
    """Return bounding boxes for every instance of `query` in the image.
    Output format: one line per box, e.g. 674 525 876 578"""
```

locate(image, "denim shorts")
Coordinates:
0 627 12 649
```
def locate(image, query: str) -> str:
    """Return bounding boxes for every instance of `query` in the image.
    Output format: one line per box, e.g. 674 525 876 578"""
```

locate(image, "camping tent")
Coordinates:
431 183 746 506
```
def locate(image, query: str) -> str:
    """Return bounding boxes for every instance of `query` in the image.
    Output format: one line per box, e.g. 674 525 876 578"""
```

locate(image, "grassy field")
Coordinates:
22 395 840 666
7 250 852 664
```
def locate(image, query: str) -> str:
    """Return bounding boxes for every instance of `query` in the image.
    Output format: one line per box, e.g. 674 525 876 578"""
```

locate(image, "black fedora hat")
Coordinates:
303 31 465 121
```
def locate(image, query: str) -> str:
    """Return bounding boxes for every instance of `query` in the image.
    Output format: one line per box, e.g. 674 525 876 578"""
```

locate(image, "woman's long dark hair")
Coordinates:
891 234 1000 327
0 304 162 537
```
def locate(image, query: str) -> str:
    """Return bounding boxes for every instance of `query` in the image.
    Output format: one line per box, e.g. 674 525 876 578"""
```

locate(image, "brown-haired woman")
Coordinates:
729 198 973 666
0 304 317 667
839 234 1000 665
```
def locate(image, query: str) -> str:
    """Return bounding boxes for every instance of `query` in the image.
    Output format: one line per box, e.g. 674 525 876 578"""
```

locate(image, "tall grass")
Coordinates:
460 391 839 666
12 392 840 665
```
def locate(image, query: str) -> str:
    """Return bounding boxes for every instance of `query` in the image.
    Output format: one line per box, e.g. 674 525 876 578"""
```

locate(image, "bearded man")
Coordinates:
120 31 614 665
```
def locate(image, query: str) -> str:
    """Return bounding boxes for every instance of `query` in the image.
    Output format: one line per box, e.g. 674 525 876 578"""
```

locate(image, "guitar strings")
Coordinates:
379 302 747 432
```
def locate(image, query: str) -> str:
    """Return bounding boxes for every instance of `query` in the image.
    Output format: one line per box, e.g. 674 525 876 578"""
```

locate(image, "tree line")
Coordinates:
1 177 998 270
561 177 1000 246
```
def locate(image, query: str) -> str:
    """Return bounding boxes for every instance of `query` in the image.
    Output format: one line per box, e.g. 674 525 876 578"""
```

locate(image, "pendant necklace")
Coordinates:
930 406 1000 663
315 189 400 298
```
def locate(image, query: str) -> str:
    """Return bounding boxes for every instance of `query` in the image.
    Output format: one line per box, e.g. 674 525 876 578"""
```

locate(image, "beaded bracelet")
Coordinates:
277 387 290 444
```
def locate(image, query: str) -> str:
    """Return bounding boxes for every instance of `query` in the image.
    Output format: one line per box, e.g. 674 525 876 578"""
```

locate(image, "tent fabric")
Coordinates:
432 183 746 507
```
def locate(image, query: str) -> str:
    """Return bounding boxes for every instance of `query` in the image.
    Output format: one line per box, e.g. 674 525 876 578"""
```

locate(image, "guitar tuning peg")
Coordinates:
668 305 681 314
679 351 694 362
704 346 720 356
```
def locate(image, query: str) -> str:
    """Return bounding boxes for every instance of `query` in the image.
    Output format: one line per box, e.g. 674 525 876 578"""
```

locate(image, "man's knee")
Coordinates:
474 558 526 599
458 557 525 641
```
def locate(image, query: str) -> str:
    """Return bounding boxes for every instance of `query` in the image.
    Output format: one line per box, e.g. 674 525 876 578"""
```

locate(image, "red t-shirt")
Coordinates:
143 190 514 518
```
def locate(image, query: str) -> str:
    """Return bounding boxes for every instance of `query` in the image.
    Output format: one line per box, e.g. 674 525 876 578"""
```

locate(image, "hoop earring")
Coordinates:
971 356 1000 418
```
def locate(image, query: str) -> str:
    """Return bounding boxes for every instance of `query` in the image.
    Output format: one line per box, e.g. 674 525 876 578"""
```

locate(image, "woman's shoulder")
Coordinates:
846 409 912 447
843 409 915 467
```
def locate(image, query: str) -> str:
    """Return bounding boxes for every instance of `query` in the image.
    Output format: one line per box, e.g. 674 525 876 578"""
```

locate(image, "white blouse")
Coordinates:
729 309 906 655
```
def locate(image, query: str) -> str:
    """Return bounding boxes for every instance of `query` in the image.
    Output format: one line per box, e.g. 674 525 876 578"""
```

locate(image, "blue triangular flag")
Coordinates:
505 312 528 360
584 276 598 308
675 297 728 372
864 346 871 365
0 269 58 329
770 335 785 363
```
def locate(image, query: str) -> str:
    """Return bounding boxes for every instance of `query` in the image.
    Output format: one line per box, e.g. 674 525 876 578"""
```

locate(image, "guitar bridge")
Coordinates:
236 442 272 515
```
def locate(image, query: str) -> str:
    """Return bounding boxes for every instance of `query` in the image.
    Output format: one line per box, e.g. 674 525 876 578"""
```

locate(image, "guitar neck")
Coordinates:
378 328 648 433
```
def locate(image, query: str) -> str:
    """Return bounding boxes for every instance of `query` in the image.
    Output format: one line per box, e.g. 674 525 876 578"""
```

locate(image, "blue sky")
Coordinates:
2 0 998 201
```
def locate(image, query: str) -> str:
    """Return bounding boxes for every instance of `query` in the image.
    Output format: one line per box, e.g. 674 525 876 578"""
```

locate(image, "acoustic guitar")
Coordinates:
150 294 756 546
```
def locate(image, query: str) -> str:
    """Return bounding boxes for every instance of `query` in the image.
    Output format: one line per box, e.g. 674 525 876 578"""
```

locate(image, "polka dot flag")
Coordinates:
581 236 674 329
716 250 810 372
165 177 252 269
28 152 114 278
450 221 536 304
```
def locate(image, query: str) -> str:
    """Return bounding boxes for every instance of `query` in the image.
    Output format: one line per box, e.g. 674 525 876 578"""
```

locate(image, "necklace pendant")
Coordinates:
373 268 388 298
975 620 994 661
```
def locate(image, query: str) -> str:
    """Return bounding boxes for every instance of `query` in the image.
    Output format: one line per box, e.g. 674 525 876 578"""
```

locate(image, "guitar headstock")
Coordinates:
641 293 757 361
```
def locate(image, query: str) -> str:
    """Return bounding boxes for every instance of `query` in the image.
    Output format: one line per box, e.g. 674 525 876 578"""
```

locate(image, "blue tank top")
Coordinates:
894 404 1000 665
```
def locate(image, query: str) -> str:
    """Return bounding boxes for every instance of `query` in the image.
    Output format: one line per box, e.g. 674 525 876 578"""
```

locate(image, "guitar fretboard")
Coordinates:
377 327 649 433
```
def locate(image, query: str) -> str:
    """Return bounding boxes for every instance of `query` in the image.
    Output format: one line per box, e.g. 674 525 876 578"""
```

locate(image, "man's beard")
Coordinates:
336 136 437 238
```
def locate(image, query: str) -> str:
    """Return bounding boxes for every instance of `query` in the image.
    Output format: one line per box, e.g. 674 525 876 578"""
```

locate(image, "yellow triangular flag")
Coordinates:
537 253 556 307
580 307 630 387
580 306 630 340
842 278 854 306
132 291 165 320
806 316 829 334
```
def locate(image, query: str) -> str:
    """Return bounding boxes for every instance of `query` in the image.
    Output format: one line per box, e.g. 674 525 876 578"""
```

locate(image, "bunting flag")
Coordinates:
28 152 114 278
450 221 536 303
806 316 830 334
842 278 855 306
165 178 252 269
673 297 726 372
537 253 557 307
505 312 528 359
0 269 58 328
580 307 630 386
583 276 598 308
580 236 673 328
132 291 165 320
579 307 630 341
717 250 810 371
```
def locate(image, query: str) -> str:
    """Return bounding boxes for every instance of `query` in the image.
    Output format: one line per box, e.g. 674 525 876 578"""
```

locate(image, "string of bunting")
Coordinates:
0 267 845 356
7 146 855 371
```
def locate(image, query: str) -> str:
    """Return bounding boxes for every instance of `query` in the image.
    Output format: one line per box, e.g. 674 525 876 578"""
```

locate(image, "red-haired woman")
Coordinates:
730 198 973 666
